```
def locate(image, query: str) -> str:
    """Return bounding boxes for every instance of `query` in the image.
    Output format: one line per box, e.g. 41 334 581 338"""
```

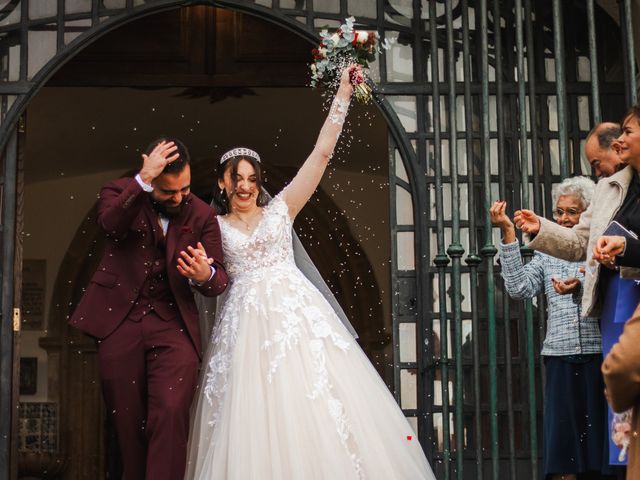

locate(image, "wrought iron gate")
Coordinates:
0 1 637 479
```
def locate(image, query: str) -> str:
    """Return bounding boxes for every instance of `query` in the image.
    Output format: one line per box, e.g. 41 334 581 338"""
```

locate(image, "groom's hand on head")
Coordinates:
139 141 180 184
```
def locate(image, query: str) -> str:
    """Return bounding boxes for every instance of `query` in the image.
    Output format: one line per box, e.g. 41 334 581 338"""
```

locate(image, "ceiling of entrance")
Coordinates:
25 86 387 184
25 6 390 185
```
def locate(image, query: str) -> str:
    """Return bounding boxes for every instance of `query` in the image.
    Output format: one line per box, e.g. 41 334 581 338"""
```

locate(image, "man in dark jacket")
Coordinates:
70 138 228 479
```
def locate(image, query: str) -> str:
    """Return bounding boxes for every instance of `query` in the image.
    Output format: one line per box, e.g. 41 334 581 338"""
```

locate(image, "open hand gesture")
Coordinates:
552 277 581 295
592 235 625 267
513 209 541 234
139 141 180 184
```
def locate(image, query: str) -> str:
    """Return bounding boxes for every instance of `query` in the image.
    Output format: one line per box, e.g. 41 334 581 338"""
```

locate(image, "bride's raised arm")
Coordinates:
282 65 358 217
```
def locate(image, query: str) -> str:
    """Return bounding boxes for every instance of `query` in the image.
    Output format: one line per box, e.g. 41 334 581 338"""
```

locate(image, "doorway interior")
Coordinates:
16 6 393 478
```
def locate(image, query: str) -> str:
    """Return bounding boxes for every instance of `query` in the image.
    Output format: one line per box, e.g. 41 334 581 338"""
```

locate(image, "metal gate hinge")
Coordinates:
13 307 20 332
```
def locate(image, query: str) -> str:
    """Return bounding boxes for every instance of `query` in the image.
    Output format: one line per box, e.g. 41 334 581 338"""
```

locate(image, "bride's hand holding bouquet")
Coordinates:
340 63 361 95
310 17 389 104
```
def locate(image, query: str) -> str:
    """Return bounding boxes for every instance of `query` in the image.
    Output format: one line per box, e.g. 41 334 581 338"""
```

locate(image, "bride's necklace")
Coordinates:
230 210 261 232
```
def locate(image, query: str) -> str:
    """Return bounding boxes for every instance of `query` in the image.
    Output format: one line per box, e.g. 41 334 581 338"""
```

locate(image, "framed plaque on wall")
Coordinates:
21 259 46 330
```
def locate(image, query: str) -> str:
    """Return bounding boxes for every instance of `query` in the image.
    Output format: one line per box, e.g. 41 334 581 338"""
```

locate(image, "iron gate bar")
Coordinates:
524 0 541 213
524 0 546 404
532 5 555 220
493 1 506 201
389 141 402 418
515 0 529 210
358 83 625 97
479 0 500 478
410 0 431 460
96 0 105 25
586 0 601 124
514 1 539 477
460 1 484 477
444 2 464 478
0 129 16 480
19 0 28 82
552 0 569 179
565 20 584 177
411 0 421 85
0 84 33 95
428 0 451 478
376 0 388 99
523 3 548 471
621 0 637 106
495 1 518 477
414 115 433 458
57 0 64 53
304 0 313 28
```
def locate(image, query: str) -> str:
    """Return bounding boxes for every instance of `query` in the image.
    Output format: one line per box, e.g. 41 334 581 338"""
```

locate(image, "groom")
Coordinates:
70 138 228 479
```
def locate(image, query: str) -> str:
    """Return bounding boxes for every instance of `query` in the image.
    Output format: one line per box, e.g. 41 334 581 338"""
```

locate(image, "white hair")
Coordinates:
552 176 596 210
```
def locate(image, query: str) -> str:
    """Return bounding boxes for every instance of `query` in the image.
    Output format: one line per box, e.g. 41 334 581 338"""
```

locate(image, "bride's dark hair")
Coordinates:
212 155 269 215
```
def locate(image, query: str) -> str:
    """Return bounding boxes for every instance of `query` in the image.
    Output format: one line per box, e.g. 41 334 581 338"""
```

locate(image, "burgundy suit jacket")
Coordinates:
69 177 228 357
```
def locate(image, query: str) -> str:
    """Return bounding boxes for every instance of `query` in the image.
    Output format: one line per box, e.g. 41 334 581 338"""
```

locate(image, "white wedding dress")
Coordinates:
185 191 435 480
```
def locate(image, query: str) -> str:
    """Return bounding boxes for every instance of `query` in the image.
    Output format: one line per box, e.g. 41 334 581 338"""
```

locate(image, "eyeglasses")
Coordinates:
553 207 583 218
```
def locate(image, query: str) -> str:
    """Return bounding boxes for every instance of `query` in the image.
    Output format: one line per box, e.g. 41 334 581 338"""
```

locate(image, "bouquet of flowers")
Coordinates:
310 17 389 104
612 410 633 462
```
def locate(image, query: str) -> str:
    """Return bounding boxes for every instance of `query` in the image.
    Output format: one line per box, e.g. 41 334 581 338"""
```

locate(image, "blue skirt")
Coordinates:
543 354 607 477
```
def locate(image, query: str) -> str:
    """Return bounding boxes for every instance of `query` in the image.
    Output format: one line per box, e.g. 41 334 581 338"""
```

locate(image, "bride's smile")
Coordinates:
219 158 260 214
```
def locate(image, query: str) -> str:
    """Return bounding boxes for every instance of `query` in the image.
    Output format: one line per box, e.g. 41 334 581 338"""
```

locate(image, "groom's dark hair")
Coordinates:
144 137 190 174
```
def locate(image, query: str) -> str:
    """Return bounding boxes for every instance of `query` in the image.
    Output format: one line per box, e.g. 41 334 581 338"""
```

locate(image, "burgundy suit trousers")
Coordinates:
97 311 199 480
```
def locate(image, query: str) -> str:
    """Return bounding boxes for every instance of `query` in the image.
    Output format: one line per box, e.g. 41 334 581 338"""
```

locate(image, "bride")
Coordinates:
185 66 434 479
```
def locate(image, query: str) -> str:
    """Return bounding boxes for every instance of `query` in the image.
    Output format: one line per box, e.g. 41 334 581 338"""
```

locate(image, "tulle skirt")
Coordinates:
185 266 434 479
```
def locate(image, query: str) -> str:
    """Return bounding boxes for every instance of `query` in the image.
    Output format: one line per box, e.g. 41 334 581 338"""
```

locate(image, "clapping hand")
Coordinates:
139 141 180 184
489 201 516 243
552 277 581 295
513 209 541 234
177 242 214 284
592 235 625 268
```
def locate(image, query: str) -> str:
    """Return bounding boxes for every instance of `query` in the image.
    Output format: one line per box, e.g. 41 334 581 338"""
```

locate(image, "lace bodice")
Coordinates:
218 193 295 280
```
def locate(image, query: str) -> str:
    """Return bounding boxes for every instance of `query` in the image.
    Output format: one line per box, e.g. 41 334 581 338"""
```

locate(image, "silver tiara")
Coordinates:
219 147 261 164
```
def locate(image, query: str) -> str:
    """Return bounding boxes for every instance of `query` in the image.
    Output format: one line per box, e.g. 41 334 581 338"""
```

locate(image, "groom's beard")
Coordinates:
151 195 189 218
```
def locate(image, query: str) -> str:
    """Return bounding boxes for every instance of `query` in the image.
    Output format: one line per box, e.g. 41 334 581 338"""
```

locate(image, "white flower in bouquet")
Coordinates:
354 31 369 44
309 17 391 104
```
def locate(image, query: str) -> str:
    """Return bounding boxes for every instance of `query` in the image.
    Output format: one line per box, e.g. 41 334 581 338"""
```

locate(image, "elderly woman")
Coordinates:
491 176 604 480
